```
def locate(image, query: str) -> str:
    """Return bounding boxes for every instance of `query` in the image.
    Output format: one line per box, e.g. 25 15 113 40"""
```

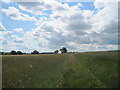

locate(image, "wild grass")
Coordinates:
2 54 68 88
2 51 118 88
62 51 118 88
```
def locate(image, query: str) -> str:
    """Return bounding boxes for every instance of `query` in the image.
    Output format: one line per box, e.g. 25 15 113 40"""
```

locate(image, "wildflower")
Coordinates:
61 80 63 82
29 64 32 68
114 64 117 67
56 85 59 88
19 79 21 82
22 85 24 88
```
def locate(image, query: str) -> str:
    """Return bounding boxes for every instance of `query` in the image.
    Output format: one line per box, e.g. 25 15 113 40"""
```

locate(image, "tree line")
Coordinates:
0 47 67 55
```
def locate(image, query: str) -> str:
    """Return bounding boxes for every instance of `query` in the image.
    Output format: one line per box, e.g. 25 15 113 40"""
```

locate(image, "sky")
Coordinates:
0 0 119 53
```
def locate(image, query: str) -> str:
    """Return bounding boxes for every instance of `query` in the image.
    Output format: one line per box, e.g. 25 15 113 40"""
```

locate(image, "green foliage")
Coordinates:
60 47 67 53
10 50 17 55
54 50 59 54
17 51 23 55
31 50 39 54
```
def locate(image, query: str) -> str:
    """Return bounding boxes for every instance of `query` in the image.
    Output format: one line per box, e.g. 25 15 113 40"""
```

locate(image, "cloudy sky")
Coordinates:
0 0 119 52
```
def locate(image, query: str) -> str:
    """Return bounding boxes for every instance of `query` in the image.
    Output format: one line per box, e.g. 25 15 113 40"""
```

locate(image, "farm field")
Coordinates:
2 50 118 88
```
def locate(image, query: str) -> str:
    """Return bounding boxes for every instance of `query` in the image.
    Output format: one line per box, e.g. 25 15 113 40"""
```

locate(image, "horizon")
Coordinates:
0 0 119 52
0 49 119 54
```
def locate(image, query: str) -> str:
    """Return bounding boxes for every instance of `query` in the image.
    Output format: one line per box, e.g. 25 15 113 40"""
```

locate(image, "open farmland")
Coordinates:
2 50 118 88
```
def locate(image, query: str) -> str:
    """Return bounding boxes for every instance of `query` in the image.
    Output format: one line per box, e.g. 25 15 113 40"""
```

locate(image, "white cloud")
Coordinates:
78 3 83 7
91 0 118 45
82 10 94 19
16 0 60 15
21 1 118 52
0 37 8 45
2 7 37 21
0 22 6 31
34 17 47 25
94 0 119 9
1 0 118 52
13 28 24 33
4 31 13 36
11 35 24 43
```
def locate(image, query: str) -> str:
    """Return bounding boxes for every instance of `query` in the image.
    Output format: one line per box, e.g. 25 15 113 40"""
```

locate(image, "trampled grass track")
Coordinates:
2 51 118 88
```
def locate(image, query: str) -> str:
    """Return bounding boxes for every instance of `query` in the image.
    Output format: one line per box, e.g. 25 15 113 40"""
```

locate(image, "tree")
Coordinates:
54 50 58 54
31 50 39 54
0 52 3 55
60 47 67 53
17 51 23 55
10 50 17 55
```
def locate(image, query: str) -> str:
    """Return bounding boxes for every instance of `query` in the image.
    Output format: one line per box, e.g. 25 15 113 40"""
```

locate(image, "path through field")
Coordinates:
68 54 75 65
68 54 105 88
62 54 106 88
2 51 118 88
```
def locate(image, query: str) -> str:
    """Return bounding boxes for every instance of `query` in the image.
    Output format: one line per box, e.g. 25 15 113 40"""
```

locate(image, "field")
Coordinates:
2 50 118 88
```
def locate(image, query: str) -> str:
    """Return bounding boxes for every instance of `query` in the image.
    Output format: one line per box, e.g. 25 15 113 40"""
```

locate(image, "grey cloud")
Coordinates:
89 31 118 45
2 40 8 45
103 20 118 34
0 38 8 45
41 25 54 32
101 33 118 45
15 40 24 43
66 14 91 31
48 32 67 46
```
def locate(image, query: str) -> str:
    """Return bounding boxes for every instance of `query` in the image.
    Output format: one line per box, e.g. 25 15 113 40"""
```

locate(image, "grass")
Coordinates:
2 54 68 88
2 51 118 88
62 51 118 88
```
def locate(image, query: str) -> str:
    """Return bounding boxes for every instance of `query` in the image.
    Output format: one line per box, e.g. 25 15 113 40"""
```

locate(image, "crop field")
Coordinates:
2 50 118 88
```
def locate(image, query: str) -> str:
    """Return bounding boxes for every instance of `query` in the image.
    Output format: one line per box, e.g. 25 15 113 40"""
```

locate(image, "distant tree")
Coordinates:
4 53 9 55
10 50 17 55
31 50 39 54
23 53 27 54
0 52 10 55
54 50 58 54
17 51 23 55
60 47 67 53
0 52 4 55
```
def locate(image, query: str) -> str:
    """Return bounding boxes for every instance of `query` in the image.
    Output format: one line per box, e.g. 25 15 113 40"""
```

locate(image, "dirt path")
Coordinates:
67 54 106 88
68 54 75 65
